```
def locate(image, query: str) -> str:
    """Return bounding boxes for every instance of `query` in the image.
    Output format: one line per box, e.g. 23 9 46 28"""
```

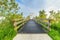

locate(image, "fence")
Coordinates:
35 18 51 31
13 18 29 31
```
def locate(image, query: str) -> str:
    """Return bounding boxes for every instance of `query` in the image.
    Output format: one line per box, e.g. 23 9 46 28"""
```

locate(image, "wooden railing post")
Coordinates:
48 19 51 31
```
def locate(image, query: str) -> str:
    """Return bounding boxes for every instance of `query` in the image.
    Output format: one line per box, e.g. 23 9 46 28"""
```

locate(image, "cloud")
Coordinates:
16 0 60 18
45 0 60 11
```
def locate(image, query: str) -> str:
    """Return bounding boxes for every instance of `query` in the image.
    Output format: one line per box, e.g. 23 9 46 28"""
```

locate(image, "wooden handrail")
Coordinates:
35 18 51 31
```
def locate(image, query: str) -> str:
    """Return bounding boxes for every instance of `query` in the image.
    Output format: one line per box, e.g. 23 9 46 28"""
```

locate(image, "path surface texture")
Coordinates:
13 20 52 40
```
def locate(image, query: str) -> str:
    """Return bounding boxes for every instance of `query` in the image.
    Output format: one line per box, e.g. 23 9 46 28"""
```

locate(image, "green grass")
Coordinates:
50 22 60 33
48 29 60 40
48 22 60 40
0 19 17 40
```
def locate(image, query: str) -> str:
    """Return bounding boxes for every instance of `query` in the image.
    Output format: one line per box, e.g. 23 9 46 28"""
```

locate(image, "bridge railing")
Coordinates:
35 18 51 31
14 18 29 31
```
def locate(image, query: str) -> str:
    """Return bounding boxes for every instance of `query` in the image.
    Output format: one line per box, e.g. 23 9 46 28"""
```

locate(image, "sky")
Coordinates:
16 0 60 18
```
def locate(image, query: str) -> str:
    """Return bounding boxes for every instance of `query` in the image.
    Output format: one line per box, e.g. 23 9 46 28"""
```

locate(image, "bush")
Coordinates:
50 22 60 32
49 29 60 40
49 21 60 40
0 19 16 40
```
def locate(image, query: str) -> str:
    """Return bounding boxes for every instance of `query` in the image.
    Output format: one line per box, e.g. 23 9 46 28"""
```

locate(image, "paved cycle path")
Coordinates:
18 20 46 33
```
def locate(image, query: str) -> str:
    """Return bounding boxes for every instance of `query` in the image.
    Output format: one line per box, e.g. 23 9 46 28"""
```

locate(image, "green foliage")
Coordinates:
0 0 19 16
0 19 16 40
0 0 24 40
48 10 60 40
49 29 60 40
26 16 30 20
49 21 60 40
39 10 46 19
51 21 60 32
7 13 23 20
49 10 60 21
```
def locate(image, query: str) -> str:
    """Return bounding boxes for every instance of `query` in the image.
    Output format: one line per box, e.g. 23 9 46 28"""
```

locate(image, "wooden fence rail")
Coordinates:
14 18 29 31
35 18 51 31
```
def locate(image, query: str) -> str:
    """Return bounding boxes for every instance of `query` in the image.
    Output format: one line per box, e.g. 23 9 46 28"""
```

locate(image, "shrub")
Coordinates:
50 21 60 32
49 29 60 40
0 18 16 40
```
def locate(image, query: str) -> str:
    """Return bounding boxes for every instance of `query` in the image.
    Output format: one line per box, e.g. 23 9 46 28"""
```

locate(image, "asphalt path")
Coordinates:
18 20 46 33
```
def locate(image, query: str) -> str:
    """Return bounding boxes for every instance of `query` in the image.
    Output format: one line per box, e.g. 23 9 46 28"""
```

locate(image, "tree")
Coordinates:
56 11 60 18
49 10 56 18
26 15 30 20
49 10 60 24
55 10 60 21
49 10 60 20
39 10 46 19
21 12 23 16
0 0 19 16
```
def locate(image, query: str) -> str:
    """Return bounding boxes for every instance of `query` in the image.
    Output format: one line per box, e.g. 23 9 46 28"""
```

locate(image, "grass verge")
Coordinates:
0 19 17 40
